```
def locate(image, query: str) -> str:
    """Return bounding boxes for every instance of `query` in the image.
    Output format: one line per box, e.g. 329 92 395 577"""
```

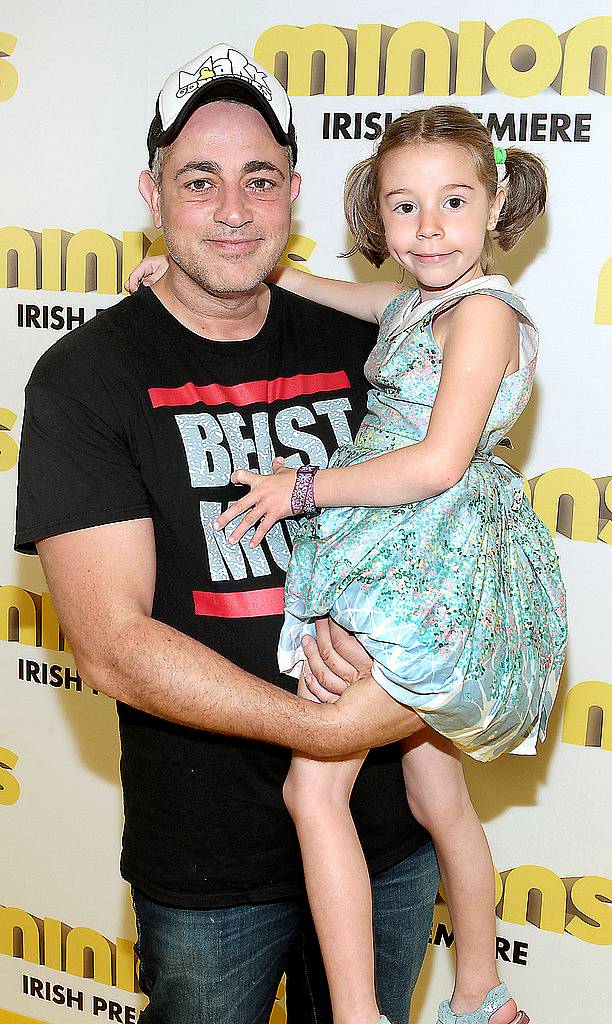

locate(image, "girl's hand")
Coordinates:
125 255 170 294
213 458 296 548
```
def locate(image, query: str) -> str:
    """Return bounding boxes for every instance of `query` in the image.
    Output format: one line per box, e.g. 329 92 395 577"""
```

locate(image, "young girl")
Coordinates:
131 106 567 1024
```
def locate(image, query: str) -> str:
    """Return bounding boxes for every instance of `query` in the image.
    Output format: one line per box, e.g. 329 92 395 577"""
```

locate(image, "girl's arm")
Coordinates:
125 255 169 293
125 256 403 324
269 265 403 324
215 295 519 546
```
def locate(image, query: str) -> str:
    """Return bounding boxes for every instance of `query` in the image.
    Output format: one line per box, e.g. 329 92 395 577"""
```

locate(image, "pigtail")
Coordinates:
496 149 547 251
343 156 389 268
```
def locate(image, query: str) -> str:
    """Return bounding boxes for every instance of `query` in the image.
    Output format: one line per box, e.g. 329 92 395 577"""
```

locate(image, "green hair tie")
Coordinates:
493 146 507 165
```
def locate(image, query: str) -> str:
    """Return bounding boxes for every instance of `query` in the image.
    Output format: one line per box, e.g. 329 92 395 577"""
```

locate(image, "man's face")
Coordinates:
147 101 300 296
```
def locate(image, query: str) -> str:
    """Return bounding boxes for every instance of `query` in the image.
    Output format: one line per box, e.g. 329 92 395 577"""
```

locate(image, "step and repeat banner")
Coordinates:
1 1 611 1021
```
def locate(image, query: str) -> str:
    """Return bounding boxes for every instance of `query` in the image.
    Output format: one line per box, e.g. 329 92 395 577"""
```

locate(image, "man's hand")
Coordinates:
301 619 373 702
320 673 425 755
299 622 425 753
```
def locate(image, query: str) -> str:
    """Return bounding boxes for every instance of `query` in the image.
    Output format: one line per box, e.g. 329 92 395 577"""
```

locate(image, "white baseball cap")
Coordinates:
147 43 297 167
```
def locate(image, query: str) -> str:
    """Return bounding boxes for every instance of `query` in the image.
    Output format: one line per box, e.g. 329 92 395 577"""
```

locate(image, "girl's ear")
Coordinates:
487 187 507 231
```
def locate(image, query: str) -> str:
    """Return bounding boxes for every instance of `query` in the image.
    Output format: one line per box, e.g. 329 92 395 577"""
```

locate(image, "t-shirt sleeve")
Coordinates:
14 380 153 554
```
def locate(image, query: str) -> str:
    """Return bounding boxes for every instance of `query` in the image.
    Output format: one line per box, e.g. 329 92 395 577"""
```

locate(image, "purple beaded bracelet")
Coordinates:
291 465 320 518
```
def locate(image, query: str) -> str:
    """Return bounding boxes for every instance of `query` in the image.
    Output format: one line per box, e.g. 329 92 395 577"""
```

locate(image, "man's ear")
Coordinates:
139 170 163 229
290 171 302 204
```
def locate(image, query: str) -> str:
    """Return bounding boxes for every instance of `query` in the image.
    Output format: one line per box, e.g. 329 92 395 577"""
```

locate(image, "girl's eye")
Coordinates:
444 196 465 210
394 202 416 214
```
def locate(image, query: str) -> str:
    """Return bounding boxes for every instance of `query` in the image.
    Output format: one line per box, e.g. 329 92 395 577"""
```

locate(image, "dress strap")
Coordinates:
384 274 538 367
379 287 419 337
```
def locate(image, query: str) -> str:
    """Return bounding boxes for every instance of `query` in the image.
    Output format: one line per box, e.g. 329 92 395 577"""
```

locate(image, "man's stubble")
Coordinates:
161 220 289 298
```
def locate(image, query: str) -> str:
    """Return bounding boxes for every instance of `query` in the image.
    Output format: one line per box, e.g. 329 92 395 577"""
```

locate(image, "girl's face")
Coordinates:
378 141 506 296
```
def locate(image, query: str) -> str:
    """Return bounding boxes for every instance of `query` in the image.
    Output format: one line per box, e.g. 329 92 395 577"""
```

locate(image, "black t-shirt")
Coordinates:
15 283 428 907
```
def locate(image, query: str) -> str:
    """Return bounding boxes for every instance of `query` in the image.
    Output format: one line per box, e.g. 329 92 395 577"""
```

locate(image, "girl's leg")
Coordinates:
401 730 518 1024
283 672 379 1024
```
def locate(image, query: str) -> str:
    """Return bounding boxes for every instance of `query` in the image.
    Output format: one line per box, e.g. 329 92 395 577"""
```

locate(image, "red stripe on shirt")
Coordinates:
193 587 285 618
149 371 350 409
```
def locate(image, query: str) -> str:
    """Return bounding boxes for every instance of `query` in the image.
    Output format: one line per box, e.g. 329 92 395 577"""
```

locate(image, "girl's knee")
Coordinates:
282 770 305 818
402 734 472 833
283 768 324 821
282 765 352 823
405 776 472 834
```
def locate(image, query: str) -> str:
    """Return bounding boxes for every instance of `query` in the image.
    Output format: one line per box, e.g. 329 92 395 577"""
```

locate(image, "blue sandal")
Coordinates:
437 983 530 1024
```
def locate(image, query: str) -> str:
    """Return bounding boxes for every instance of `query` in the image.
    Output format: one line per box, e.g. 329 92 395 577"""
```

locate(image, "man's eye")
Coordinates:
248 178 275 191
186 179 211 192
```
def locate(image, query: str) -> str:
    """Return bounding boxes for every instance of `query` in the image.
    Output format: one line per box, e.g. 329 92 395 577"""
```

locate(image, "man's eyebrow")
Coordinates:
175 161 221 179
242 160 286 179
174 160 287 181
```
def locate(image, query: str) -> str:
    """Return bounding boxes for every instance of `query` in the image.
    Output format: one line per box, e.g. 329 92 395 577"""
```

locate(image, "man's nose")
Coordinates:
213 185 253 229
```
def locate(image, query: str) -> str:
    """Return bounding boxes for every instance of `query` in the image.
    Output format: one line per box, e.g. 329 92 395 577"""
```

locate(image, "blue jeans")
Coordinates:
132 840 438 1024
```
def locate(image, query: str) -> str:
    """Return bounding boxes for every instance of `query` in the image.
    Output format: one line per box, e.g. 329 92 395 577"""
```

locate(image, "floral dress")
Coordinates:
278 276 567 762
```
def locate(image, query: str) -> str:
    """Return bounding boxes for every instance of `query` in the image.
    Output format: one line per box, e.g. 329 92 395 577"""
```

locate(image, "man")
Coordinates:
14 44 437 1024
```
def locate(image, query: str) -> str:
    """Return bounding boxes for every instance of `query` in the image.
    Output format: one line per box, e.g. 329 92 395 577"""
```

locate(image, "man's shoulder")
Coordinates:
27 291 149 391
277 285 378 342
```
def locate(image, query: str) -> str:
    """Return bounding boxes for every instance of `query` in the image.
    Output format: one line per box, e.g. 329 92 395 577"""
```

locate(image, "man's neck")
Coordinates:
151 264 271 342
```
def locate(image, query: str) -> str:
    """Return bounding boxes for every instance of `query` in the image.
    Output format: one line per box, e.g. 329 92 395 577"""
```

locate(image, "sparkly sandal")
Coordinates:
437 983 530 1024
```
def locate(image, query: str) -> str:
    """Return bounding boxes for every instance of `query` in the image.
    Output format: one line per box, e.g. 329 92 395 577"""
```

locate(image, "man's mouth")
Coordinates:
206 238 262 252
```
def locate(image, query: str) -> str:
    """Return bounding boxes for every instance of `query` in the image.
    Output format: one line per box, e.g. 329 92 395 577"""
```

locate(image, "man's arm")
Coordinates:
37 518 422 757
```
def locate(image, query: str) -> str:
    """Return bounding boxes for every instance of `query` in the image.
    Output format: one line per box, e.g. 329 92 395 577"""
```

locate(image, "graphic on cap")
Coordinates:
177 48 273 103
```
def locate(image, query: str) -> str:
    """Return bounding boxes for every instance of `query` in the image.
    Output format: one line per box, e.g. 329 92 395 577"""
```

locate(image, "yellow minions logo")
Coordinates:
0 746 20 806
254 17 612 98
563 680 612 750
0 906 137 991
0 406 18 472
596 257 612 325
0 33 18 103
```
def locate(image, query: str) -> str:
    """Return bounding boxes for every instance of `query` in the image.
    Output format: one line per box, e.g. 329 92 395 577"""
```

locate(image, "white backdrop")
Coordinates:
1 2 611 1022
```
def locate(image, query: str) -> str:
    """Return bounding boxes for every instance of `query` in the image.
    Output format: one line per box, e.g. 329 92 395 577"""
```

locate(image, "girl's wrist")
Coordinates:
311 467 335 510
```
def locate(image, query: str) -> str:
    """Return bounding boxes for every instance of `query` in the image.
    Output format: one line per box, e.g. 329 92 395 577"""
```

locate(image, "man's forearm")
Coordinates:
75 613 335 755
75 614 422 758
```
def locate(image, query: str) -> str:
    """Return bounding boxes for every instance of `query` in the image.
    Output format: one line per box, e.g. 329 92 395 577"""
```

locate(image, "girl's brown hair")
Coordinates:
344 105 547 271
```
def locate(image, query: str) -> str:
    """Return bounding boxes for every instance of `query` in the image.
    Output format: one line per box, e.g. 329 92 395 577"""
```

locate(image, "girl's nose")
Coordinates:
416 211 443 239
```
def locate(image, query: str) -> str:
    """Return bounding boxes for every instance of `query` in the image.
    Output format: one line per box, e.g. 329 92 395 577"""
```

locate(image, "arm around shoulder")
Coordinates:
270 265 402 324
